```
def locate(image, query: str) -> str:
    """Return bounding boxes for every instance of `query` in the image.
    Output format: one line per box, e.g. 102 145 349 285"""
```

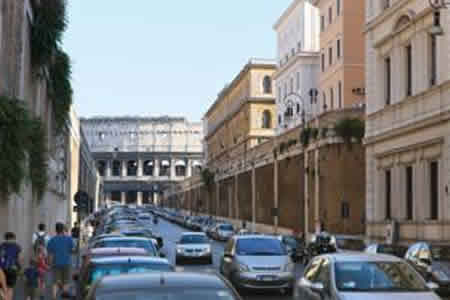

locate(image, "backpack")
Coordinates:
33 233 47 254
0 243 19 270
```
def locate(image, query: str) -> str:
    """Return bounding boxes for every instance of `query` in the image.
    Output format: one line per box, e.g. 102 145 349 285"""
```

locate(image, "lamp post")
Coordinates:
429 0 448 36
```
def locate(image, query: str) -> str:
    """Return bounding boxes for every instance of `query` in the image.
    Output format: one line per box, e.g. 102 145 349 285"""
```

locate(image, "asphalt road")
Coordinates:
153 217 305 300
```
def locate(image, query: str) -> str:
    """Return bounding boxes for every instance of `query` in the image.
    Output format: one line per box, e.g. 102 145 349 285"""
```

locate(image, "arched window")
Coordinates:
296 103 301 114
175 160 187 177
127 160 138 176
262 110 272 129
263 76 272 94
97 160 106 176
143 160 154 176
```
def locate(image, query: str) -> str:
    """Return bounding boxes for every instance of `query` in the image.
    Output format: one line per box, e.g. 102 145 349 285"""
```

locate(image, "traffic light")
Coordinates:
74 191 89 212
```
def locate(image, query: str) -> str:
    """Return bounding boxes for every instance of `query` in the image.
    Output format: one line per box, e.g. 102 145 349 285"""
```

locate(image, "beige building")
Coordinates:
205 58 277 169
313 0 366 112
365 0 450 243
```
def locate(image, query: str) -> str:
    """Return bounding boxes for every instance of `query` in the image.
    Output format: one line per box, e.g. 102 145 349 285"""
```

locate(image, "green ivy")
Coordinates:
300 128 311 148
334 118 365 149
0 96 48 201
31 0 68 69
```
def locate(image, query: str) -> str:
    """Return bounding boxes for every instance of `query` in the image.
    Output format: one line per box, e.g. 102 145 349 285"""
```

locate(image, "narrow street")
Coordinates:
154 218 304 300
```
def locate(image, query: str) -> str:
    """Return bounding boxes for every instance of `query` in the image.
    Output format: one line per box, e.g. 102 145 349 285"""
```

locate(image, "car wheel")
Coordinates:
281 287 294 296
175 257 182 265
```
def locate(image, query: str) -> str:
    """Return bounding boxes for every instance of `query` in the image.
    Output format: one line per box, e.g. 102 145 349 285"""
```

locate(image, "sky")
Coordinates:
63 1 292 121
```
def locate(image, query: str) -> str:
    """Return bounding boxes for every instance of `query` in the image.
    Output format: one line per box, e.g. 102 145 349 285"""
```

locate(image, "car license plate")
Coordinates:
259 275 275 281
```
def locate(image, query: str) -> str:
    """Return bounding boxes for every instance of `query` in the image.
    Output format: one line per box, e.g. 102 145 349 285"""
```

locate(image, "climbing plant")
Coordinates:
334 118 365 149
300 127 312 148
0 96 48 201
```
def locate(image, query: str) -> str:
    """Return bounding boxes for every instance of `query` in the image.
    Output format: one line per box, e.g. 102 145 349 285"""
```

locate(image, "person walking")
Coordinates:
71 223 80 251
0 232 22 300
36 244 49 299
24 259 39 300
47 223 74 300
0 268 7 300
32 224 50 257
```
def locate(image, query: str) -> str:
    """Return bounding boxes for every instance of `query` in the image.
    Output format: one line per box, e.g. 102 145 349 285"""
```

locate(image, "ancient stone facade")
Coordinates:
81 117 203 205
365 0 450 243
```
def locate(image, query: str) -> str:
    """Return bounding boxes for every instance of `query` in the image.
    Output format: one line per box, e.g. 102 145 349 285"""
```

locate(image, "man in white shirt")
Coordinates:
32 223 51 250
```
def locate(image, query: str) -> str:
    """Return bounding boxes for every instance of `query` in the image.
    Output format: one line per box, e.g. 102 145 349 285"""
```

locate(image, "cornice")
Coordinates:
273 51 320 79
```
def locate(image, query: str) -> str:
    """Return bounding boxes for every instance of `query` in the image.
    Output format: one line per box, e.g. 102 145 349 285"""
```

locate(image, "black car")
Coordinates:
85 272 243 300
75 256 173 299
405 242 450 297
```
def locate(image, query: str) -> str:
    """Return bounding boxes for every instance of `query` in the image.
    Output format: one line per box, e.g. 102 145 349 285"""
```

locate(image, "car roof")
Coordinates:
90 256 169 265
182 232 206 236
97 272 227 292
234 234 277 240
320 253 403 263
88 248 149 256
96 237 151 242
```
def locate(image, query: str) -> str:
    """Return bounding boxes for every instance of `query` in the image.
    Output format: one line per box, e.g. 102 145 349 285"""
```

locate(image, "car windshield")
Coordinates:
336 238 366 251
180 235 208 244
283 236 298 247
236 238 286 256
219 224 233 231
98 240 157 256
97 289 237 300
89 263 172 284
431 246 450 261
335 261 428 292
378 245 407 258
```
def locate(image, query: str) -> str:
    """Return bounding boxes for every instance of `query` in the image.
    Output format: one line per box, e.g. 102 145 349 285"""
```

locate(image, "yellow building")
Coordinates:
313 0 366 112
204 59 277 169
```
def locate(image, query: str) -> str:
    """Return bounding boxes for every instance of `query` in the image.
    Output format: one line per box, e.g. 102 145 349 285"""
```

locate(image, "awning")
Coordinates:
161 160 170 167
192 160 202 167
175 160 186 167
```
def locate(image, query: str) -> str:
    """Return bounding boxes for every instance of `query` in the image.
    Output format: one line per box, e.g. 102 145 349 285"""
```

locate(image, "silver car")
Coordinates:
295 253 440 300
219 235 295 294
175 232 213 265
213 223 235 241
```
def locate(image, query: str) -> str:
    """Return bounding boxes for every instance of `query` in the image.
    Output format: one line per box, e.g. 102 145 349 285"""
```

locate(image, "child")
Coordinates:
24 259 39 300
36 245 49 297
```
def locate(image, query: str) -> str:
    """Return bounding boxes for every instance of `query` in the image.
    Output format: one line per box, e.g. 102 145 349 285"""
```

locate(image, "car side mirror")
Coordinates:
427 282 439 290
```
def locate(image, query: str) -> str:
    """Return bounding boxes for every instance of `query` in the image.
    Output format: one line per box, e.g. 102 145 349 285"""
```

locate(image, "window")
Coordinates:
337 39 341 59
329 6 333 24
385 57 391 105
341 202 349 219
296 103 300 114
385 169 391 220
297 41 302 51
322 92 327 111
330 88 334 110
263 76 272 94
321 16 325 31
338 81 342 108
321 53 325 72
406 166 413 220
329 47 333 66
406 44 412 96
284 83 288 98
127 160 138 176
97 161 106 177
296 72 300 90
278 115 282 125
112 160 121 177
430 161 439 220
262 110 272 129
430 34 437 86
337 0 341 16
290 77 294 93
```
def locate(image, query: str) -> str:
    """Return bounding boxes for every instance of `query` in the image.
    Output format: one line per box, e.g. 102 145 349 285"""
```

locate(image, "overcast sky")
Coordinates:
63 1 291 121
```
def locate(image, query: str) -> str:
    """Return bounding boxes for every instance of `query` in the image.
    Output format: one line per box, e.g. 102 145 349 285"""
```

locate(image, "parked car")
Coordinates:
330 234 366 252
405 242 450 298
212 223 235 241
219 235 295 294
75 256 173 299
175 232 213 265
277 235 305 263
120 228 163 249
90 237 162 257
365 243 408 258
80 247 150 270
84 272 243 300
294 253 440 300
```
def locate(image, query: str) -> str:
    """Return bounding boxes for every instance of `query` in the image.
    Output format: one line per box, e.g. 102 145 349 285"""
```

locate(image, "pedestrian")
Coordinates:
32 223 50 257
242 220 247 230
24 259 39 300
0 232 22 300
36 244 49 298
71 223 80 252
47 222 74 300
0 268 7 300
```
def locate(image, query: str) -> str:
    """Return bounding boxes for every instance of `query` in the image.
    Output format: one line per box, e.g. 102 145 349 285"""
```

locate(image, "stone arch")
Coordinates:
392 10 415 32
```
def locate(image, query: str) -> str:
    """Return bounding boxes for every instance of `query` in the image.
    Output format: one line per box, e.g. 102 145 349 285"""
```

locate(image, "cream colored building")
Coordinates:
204 59 277 169
313 0 366 112
365 0 450 243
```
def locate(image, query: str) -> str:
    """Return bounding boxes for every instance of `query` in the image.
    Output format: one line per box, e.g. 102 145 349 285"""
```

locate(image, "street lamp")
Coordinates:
429 0 448 36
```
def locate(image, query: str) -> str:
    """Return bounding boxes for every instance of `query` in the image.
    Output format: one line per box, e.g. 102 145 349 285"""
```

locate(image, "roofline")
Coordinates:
203 58 276 119
273 0 303 30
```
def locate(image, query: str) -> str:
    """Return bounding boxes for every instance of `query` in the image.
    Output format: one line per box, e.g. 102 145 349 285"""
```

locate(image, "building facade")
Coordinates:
81 117 203 206
273 0 320 134
313 0 366 113
204 58 277 171
365 0 450 243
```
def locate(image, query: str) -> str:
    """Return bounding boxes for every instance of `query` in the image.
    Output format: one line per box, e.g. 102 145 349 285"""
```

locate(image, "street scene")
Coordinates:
1 0 450 299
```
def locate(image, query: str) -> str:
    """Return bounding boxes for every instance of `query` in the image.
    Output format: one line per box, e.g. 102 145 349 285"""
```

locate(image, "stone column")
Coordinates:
121 192 126 205
137 191 143 206
137 159 143 177
154 159 160 177
121 161 127 177
251 164 256 231
171 159 176 179
154 193 159 206
106 161 112 177
187 160 192 177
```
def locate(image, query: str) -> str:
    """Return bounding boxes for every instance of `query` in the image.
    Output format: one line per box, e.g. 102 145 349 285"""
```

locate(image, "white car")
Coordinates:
175 232 213 265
